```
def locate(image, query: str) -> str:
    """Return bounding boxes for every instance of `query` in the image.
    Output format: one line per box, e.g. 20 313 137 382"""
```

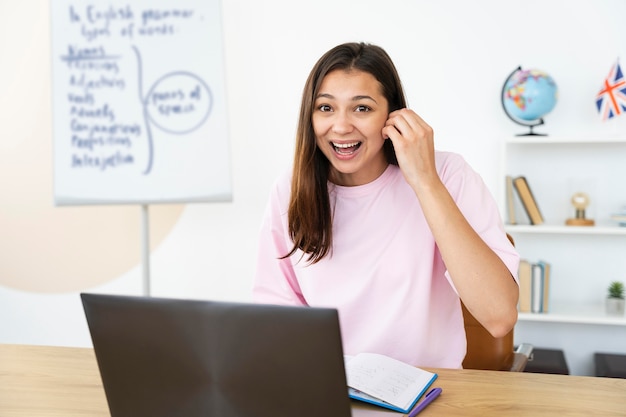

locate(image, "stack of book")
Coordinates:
518 259 551 313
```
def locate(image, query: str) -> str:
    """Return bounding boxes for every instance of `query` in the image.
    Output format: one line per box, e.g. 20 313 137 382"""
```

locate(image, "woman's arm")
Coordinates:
383 109 519 337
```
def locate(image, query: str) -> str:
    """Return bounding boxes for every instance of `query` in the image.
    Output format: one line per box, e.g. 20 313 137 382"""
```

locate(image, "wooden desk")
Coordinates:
2 344 626 416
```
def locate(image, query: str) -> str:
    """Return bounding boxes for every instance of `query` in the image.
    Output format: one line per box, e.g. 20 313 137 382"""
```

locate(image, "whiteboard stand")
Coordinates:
141 204 151 296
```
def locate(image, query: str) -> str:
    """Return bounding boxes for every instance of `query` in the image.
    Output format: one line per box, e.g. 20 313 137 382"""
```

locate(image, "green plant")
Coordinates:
608 281 625 299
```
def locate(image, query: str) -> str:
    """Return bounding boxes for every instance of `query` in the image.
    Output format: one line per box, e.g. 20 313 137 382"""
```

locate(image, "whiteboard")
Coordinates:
50 0 231 205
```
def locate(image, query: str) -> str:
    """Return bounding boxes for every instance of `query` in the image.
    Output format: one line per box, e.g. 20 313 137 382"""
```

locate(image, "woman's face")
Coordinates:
312 69 390 186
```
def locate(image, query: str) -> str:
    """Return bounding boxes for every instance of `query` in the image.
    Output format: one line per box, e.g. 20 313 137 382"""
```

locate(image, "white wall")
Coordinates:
3 0 626 375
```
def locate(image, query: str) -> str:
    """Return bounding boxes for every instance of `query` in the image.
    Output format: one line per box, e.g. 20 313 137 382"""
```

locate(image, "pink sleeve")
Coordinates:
439 153 520 286
252 176 308 306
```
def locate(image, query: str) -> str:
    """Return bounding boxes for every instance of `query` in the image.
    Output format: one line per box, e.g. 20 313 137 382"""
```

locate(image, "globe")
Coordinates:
501 67 558 136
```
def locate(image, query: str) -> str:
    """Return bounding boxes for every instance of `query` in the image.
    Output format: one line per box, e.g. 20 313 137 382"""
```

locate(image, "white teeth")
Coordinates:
333 142 359 148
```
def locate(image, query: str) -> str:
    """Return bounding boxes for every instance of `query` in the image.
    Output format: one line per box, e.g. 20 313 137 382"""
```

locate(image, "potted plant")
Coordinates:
606 281 625 316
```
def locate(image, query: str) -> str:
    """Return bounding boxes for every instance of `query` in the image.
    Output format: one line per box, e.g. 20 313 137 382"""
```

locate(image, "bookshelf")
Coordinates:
507 224 626 236
502 135 626 375
518 302 626 326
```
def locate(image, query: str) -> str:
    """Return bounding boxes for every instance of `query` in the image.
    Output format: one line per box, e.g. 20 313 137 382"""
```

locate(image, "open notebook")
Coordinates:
81 293 352 417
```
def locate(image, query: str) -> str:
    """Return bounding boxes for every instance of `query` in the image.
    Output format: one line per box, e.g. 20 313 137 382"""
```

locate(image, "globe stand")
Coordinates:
501 66 551 136
516 119 547 137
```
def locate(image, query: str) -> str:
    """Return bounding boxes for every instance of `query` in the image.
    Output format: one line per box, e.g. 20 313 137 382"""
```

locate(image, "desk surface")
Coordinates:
2 344 626 416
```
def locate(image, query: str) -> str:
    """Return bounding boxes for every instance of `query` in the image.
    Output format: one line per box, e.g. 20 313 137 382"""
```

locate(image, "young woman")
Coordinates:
253 42 519 368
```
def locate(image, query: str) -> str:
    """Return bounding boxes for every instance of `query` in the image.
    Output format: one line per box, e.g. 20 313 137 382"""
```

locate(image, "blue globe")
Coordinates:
502 68 558 134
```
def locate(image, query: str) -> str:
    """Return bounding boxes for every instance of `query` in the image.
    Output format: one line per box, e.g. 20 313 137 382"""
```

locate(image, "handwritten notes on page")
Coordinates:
50 0 231 205
345 353 438 413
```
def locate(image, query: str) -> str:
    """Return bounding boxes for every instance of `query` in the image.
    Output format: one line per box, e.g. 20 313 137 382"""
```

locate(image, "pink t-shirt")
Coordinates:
253 152 519 368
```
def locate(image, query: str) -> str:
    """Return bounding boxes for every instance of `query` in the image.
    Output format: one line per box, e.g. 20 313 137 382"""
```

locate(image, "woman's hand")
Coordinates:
382 108 438 190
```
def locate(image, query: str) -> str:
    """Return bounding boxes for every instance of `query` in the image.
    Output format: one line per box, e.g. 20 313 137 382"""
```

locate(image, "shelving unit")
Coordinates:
518 303 626 326
506 224 626 235
502 135 626 375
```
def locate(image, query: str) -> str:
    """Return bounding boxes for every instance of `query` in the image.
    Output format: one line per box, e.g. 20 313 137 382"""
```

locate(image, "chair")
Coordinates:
462 303 531 371
461 233 533 372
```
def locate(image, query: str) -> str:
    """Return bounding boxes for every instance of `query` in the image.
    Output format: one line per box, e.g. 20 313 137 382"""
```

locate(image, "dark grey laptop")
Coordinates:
81 293 352 417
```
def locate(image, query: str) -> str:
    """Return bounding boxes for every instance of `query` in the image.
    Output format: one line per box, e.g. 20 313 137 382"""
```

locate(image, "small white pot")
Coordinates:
606 298 625 316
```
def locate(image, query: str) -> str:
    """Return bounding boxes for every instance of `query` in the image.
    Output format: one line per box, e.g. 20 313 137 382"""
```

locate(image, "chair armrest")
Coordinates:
509 343 534 372
516 343 534 358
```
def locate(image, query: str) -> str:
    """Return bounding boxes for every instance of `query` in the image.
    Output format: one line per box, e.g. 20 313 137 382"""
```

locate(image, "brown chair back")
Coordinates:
461 303 514 370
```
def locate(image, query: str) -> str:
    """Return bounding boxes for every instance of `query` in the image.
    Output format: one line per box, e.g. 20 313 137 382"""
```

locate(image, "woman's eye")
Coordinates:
318 104 332 112
355 105 371 112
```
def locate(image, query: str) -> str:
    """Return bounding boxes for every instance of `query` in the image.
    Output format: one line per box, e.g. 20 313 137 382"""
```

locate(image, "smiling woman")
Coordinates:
252 42 520 370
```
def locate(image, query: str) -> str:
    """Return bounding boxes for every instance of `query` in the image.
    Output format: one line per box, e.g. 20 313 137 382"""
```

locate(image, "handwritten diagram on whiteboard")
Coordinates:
50 1 231 205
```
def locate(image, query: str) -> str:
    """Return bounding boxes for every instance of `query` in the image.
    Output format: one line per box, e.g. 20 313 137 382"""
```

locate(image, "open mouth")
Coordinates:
332 141 362 155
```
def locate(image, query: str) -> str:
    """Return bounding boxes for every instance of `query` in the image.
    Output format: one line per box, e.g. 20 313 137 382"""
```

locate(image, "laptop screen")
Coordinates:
81 293 352 417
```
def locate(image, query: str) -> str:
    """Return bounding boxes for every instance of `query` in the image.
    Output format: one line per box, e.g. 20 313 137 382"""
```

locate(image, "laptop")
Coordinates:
81 293 353 417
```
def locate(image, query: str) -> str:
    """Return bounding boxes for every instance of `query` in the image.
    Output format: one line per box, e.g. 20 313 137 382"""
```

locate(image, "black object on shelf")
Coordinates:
523 348 569 375
595 352 626 378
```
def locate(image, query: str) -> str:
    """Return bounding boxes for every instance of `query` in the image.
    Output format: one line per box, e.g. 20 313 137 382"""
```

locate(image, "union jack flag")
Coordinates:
596 60 626 121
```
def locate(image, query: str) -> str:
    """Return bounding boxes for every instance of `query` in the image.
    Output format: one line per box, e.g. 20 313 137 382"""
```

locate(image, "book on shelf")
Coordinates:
531 263 544 313
610 213 626 226
518 259 532 313
512 176 544 225
345 352 438 413
538 260 551 313
518 259 551 314
505 175 517 225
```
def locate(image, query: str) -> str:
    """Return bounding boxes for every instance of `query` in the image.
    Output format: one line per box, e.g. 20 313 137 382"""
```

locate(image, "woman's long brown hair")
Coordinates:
284 42 408 263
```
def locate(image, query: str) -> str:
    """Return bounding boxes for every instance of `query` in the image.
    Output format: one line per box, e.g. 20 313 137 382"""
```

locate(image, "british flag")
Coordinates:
596 60 626 121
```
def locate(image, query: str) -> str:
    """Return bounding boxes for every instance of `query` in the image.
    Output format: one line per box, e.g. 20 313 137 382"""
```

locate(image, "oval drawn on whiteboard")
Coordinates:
145 71 213 135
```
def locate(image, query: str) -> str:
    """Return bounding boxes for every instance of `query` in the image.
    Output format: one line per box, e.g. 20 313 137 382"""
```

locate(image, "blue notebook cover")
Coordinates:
348 375 437 413
345 353 438 413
